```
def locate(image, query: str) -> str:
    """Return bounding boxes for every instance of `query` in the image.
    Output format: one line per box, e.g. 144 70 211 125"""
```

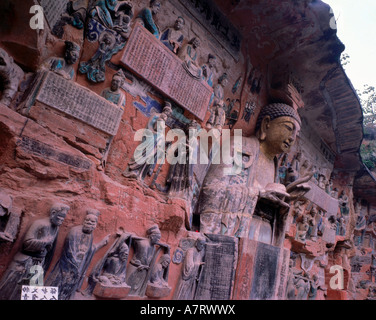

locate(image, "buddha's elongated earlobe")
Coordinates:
259 115 270 141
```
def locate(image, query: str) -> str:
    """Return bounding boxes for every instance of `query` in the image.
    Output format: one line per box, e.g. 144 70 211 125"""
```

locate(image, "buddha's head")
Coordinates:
256 103 301 158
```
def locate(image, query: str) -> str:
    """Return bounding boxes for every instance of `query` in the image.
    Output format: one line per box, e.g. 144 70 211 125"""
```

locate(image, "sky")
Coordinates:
323 0 376 94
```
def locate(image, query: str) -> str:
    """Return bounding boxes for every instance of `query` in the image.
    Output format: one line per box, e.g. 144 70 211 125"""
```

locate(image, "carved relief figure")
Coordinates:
296 215 309 242
336 217 346 236
179 37 202 80
52 0 88 37
90 0 133 36
354 200 367 247
284 152 301 185
135 0 161 38
160 16 185 54
79 30 125 83
101 70 126 110
174 235 206 300
42 41 80 80
123 102 172 180
0 189 20 242
84 231 131 297
0 203 69 300
308 274 320 300
45 209 109 300
201 54 217 88
307 206 318 241
198 103 305 242
90 0 120 29
0 48 24 107
206 73 229 131
338 190 350 217
126 225 169 296
318 174 326 190
146 253 172 298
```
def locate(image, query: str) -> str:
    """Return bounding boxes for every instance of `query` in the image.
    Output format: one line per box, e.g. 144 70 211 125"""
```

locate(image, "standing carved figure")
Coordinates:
296 216 309 242
0 203 69 300
201 54 217 88
174 236 206 300
45 209 109 300
123 102 172 180
206 73 228 131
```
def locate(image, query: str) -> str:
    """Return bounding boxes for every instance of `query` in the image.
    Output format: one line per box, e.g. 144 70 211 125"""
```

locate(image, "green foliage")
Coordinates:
358 85 376 126
360 141 376 170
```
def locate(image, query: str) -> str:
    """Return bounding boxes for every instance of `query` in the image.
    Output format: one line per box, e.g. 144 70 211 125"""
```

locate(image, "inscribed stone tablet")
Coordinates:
38 0 69 29
120 23 212 121
194 234 238 300
36 72 123 136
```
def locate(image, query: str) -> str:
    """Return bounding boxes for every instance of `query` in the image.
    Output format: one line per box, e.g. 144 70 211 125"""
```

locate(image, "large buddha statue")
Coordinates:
197 103 306 245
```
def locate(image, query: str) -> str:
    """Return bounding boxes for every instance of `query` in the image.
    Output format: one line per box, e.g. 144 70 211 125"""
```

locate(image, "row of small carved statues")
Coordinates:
0 198 208 300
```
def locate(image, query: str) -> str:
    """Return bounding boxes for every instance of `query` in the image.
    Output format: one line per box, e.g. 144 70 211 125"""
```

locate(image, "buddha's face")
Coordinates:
261 116 300 156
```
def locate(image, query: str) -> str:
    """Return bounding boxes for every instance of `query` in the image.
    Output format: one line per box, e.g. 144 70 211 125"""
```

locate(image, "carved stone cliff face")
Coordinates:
0 0 371 301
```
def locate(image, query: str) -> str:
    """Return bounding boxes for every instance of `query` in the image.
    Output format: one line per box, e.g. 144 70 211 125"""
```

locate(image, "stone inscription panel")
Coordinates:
195 234 238 300
36 72 123 136
120 24 212 121
38 0 69 29
250 242 280 300
18 136 92 170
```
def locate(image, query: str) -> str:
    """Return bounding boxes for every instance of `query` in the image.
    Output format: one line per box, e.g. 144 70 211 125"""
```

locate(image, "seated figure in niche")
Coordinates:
84 232 131 297
160 16 185 54
101 70 126 110
146 253 172 298
198 103 310 245
42 41 80 80
135 0 161 38
178 37 202 80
